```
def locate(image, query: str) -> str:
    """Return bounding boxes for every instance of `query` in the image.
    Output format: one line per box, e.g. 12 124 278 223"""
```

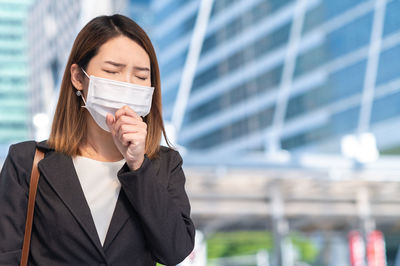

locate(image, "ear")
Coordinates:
70 63 85 91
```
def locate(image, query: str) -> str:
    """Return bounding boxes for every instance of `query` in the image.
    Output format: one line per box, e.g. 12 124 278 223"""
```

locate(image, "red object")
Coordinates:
367 230 386 266
349 231 365 266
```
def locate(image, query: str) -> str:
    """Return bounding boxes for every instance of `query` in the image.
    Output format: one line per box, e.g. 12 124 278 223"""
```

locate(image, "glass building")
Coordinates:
145 0 400 159
0 0 32 158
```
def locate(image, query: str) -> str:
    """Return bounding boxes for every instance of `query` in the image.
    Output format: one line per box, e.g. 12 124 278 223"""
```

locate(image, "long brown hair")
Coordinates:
48 14 169 159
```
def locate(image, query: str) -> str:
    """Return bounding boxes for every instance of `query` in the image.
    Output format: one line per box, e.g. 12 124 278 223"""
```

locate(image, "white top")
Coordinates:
72 156 125 246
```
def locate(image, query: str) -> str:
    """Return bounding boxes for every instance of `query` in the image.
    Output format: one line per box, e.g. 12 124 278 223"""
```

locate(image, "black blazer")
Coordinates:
0 140 195 265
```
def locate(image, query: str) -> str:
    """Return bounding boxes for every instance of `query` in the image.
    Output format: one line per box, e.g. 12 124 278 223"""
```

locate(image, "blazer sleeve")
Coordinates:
0 143 34 265
117 149 195 265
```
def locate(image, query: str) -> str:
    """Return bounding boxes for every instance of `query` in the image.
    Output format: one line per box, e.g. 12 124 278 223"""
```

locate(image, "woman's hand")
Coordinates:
106 105 147 171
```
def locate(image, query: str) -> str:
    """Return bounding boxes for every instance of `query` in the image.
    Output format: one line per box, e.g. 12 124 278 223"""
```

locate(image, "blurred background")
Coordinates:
1 0 400 265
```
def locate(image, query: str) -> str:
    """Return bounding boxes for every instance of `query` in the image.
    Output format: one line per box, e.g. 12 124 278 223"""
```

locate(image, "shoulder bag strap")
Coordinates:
20 148 44 266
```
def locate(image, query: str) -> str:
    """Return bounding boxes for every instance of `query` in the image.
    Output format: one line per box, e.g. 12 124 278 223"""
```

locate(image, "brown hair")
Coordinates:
48 14 169 159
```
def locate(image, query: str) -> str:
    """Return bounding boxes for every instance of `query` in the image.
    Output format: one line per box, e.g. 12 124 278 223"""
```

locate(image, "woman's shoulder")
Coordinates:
158 145 182 160
159 145 177 154
154 145 183 169
2 141 38 180
7 140 37 158
10 140 51 152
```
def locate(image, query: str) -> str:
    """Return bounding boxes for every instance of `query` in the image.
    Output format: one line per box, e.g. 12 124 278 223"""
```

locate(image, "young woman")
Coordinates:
0 14 195 265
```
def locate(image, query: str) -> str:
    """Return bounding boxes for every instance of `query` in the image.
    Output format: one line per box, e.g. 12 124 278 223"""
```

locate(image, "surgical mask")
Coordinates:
79 68 154 132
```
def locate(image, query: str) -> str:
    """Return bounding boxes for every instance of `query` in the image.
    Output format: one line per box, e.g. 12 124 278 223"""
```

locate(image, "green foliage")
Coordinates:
158 231 318 264
290 233 319 262
206 231 273 258
381 145 400 155
206 231 318 263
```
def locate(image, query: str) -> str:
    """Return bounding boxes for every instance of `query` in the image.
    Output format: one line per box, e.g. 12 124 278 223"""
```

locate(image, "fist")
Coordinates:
106 105 147 170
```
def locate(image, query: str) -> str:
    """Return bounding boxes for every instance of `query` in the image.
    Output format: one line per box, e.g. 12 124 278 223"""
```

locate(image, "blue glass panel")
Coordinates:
288 60 366 120
326 12 372 59
153 0 189 24
371 91 400 124
156 15 196 50
376 44 400 86
203 0 293 55
327 59 366 100
294 45 327 77
303 0 369 33
323 0 368 20
383 0 400 37
282 106 359 150
303 4 325 34
296 13 372 77
330 106 359 135
162 85 179 107
0 18 23 26
193 22 290 91
187 64 281 124
281 126 328 150
186 105 275 149
160 49 188 78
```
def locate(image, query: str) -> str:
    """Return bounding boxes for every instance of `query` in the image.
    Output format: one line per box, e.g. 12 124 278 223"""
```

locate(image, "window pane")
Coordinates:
383 0 400 37
376 44 400 86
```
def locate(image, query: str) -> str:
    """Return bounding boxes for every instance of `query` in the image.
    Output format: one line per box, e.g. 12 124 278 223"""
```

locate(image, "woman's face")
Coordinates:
83 35 151 91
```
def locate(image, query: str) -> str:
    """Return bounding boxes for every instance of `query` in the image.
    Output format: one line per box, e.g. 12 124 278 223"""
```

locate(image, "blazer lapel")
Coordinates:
102 158 161 251
102 189 131 251
37 150 106 260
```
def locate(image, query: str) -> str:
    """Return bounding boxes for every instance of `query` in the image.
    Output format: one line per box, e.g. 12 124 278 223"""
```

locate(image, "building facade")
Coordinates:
23 0 400 158
147 0 400 159
0 0 32 158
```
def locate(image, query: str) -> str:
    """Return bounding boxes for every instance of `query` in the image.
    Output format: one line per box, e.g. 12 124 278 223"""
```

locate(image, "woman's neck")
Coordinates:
79 117 123 162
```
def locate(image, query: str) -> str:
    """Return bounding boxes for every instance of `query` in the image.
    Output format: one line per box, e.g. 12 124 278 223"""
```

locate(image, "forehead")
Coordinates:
96 35 150 67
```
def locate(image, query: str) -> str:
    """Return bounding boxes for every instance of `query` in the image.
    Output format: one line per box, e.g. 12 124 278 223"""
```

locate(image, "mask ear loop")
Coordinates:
77 68 89 108
76 90 86 105
81 68 90 78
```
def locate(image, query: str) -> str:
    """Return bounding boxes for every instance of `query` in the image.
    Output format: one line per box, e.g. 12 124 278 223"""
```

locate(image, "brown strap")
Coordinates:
20 148 44 266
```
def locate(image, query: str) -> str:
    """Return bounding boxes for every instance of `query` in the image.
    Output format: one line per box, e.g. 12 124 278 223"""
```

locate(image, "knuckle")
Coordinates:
120 124 127 133
118 115 126 123
123 116 130 123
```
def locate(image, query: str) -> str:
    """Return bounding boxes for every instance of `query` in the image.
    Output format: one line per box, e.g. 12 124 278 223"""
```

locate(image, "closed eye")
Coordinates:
137 76 148 80
103 69 118 74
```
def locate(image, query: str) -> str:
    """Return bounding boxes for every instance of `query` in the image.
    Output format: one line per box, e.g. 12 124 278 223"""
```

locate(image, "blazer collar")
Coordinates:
36 140 53 152
37 149 106 259
35 141 131 255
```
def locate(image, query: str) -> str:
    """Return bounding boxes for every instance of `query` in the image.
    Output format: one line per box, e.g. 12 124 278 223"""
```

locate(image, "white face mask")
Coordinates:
79 68 154 132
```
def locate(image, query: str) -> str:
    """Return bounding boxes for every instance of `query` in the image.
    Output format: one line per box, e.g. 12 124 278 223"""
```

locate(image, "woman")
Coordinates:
0 14 195 265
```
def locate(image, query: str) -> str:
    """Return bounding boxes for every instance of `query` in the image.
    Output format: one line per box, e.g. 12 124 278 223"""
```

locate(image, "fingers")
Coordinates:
113 115 147 136
115 105 142 121
119 132 146 146
114 115 143 128
109 106 147 148
106 113 115 132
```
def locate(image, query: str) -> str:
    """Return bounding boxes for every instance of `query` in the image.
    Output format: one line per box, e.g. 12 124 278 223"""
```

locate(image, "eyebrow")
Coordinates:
133 66 150 72
104 60 125 67
104 60 150 72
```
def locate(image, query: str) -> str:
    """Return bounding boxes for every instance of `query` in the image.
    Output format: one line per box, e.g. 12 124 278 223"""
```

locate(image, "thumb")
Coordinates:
106 113 115 132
